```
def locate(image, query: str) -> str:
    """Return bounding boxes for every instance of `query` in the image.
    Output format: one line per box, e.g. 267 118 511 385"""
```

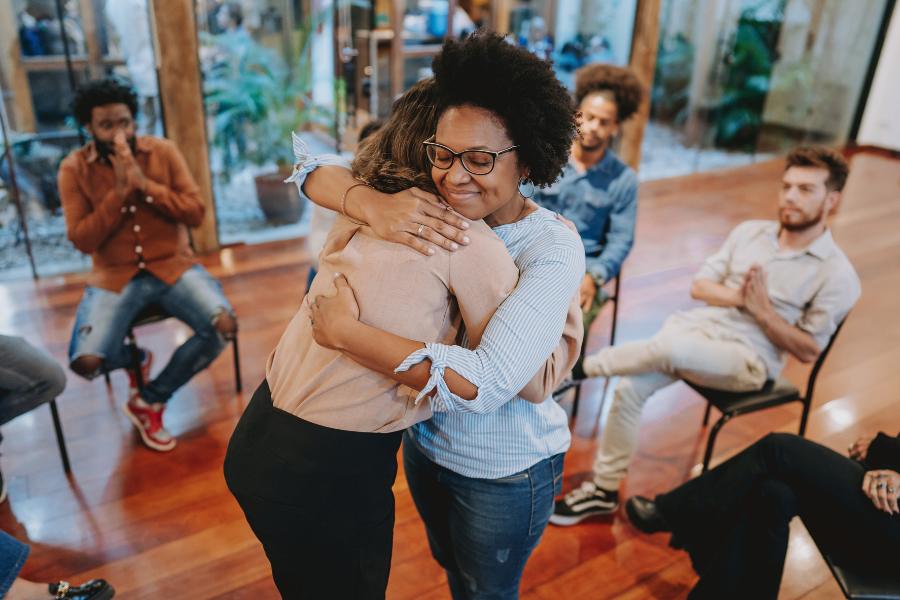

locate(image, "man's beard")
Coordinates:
579 135 609 154
779 204 826 232
95 136 137 162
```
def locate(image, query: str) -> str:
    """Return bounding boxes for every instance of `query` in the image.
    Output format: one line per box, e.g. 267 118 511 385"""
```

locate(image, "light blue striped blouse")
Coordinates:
288 137 585 479
398 208 584 479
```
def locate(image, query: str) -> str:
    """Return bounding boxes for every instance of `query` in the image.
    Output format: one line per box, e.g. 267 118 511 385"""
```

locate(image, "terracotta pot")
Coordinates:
254 171 305 224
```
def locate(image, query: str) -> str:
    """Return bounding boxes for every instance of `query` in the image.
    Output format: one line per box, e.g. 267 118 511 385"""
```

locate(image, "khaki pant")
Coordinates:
584 316 768 490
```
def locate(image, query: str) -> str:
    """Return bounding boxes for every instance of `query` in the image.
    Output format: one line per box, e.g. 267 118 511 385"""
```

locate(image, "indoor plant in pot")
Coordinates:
202 27 333 224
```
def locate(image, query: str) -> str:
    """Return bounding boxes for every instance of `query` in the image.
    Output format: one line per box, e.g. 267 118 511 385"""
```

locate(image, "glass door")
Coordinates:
0 0 161 279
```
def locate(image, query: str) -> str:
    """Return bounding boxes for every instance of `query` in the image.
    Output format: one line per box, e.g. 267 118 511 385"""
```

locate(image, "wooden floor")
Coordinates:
1 150 898 599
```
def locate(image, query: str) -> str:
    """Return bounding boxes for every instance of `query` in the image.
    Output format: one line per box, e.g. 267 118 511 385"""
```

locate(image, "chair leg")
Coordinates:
609 296 620 347
571 383 582 421
49 399 72 474
702 413 731 473
232 335 242 393
798 397 811 436
702 402 712 426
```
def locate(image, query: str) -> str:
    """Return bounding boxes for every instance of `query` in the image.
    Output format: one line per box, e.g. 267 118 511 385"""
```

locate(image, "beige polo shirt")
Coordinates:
266 215 583 433
680 220 860 378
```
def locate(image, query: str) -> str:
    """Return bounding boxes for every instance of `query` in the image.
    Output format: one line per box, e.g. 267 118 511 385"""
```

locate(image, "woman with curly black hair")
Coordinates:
301 32 584 598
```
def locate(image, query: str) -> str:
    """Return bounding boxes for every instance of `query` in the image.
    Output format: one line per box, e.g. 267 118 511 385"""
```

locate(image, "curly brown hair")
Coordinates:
351 79 440 195
574 64 644 123
784 146 849 192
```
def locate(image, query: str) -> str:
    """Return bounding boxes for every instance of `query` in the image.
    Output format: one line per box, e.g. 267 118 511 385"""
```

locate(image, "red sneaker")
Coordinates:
127 348 153 393
123 393 176 452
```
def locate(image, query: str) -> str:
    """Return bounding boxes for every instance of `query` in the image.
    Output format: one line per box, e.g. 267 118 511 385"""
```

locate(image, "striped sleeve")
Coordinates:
396 225 585 414
283 132 349 203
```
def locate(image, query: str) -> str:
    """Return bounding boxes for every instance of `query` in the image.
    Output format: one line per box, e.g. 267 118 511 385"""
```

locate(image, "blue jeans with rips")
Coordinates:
403 432 564 600
68 265 232 404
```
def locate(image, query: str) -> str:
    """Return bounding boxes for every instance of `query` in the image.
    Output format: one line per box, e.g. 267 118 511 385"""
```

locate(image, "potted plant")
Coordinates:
201 25 333 224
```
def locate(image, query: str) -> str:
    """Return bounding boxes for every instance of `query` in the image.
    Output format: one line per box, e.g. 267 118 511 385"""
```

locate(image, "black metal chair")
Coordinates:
47 399 71 473
808 531 900 599
553 274 622 419
688 318 847 473
103 303 242 394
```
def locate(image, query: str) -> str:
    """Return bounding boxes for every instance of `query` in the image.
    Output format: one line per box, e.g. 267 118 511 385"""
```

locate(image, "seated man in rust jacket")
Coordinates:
60 78 235 452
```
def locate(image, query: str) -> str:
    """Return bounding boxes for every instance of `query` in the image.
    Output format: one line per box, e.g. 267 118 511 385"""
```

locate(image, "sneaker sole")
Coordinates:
549 506 618 526
122 403 176 452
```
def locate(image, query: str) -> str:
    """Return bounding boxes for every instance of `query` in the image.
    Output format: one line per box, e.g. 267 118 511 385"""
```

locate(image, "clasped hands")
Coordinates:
110 131 146 200
739 263 773 318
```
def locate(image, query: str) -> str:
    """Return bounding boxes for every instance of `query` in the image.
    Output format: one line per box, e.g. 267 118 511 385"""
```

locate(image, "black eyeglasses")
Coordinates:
423 136 519 176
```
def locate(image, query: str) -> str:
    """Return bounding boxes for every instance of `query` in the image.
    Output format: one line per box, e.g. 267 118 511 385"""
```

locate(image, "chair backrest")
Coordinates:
804 315 848 401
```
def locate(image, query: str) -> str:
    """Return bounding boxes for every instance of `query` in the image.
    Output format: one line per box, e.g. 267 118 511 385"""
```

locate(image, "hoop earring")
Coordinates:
519 177 535 199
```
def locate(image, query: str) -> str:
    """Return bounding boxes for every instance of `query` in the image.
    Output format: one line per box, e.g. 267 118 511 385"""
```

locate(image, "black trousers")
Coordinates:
224 380 403 600
655 433 900 600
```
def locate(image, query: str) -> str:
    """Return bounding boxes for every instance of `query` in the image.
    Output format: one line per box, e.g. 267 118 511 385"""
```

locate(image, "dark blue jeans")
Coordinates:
403 432 564 600
0 530 28 596
68 265 232 404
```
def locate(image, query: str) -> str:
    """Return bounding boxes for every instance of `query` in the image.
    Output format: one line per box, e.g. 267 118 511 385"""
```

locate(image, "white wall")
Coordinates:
858 5 900 151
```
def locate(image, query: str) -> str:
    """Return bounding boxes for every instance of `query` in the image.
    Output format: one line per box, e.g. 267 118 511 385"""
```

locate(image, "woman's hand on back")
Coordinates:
309 274 362 351
357 187 472 256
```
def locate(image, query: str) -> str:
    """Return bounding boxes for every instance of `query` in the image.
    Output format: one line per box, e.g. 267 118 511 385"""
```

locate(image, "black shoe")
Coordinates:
49 579 115 599
549 481 619 526
625 496 670 534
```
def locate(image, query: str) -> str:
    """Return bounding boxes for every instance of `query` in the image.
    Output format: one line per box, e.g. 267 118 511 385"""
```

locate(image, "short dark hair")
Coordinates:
785 146 849 192
431 32 576 187
574 63 644 123
72 77 138 126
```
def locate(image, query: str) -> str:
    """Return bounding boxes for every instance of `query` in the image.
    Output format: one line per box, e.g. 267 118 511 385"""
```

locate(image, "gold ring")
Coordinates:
417 224 425 238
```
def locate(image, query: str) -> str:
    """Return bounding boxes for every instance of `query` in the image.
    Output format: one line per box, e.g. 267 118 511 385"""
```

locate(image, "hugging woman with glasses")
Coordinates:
224 62 582 599
298 33 583 599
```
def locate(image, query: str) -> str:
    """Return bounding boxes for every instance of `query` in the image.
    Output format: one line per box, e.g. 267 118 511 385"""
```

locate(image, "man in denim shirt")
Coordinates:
535 64 643 366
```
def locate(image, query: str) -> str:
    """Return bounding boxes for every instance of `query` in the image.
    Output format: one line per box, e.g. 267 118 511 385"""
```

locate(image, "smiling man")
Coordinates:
551 146 861 526
59 78 236 452
534 64 643 361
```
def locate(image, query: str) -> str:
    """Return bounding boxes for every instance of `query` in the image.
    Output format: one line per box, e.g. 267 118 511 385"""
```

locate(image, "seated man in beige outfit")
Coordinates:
551 146 861 525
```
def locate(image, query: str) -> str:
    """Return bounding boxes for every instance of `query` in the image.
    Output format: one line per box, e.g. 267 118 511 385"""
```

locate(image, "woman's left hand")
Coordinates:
309 274 361 350
862 469 900 515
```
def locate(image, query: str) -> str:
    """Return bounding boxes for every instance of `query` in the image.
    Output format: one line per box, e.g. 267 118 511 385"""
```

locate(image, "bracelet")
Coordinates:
340 182 370 225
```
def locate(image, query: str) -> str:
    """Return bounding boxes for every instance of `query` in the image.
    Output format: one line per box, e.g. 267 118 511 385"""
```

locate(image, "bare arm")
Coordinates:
300 165 472 255
690 278 744 308
309 275 478 399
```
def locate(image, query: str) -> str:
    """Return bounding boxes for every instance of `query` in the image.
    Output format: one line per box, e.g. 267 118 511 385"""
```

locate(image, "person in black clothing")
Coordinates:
625 431 900 600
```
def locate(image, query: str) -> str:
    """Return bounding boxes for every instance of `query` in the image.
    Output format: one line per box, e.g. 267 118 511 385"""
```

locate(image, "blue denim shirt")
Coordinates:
534 149 637 283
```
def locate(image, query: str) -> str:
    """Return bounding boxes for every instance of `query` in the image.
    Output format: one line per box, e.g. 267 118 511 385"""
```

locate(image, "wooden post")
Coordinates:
619 0 660 171
390 0 404 100
78 0 104 78
149 0 218 253
0 0 37 131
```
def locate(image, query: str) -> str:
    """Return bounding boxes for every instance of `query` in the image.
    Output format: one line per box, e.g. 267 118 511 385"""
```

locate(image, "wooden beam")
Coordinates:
77 0 104 78
0 0 37 131
619 0 660 171
390 0 404 100
149 0 218 253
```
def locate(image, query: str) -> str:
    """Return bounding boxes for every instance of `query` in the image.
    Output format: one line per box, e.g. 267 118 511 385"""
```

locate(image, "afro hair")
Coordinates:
431 32 576 188
574 64 644 123
72 77 138 126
